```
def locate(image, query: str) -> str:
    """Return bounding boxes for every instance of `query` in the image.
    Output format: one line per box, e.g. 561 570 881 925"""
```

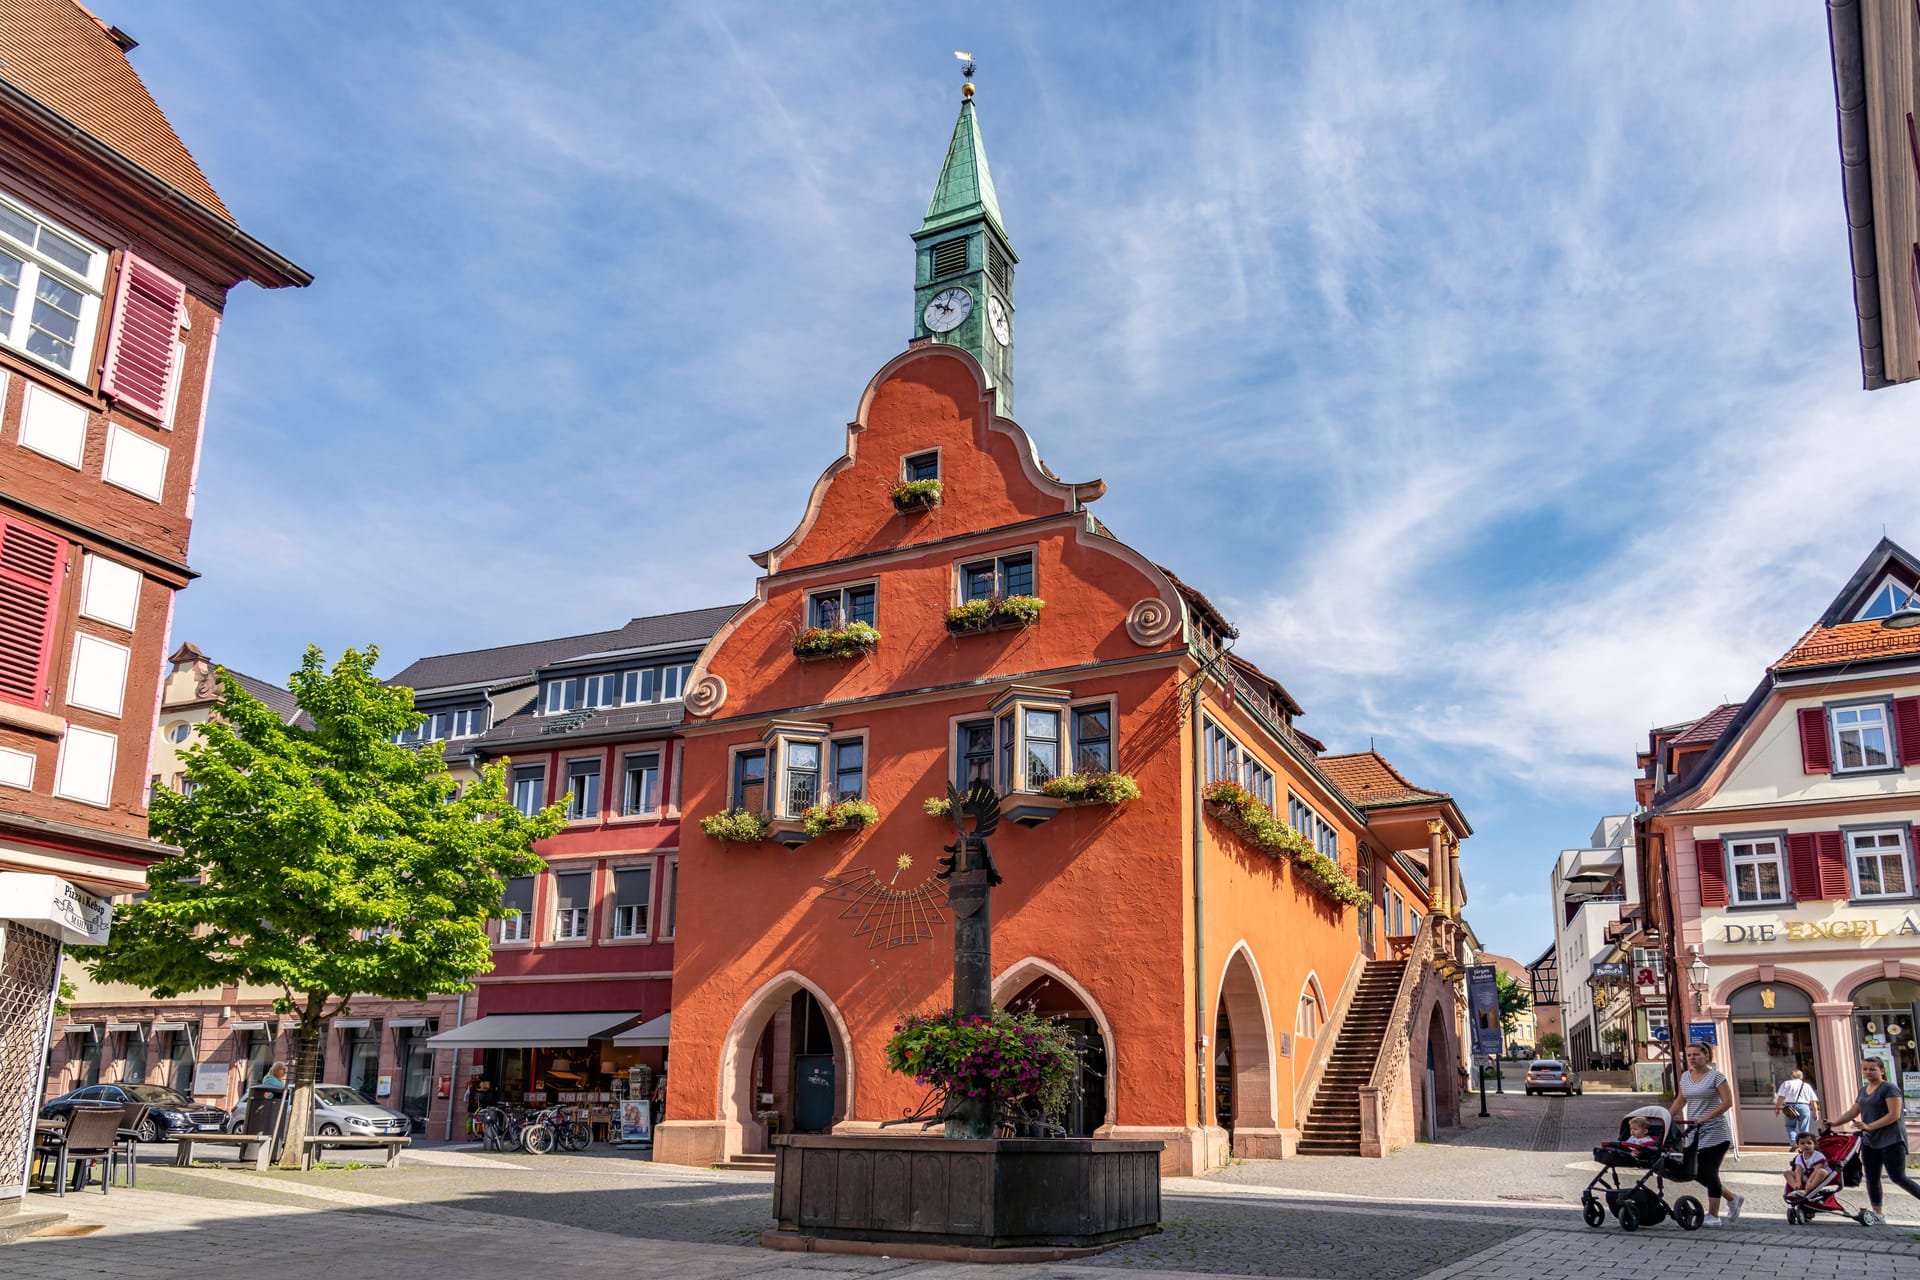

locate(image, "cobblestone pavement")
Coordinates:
3 1094 1918 1280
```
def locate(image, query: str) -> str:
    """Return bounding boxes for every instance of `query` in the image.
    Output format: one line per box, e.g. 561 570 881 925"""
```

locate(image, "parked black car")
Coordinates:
41 1084 230 1141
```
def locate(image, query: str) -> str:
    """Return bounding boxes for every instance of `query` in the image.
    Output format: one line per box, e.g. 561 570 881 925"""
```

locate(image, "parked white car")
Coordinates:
229 1084 411 1137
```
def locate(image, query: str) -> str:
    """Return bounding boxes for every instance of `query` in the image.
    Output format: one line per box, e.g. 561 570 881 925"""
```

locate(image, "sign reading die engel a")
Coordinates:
1719 910 1920 945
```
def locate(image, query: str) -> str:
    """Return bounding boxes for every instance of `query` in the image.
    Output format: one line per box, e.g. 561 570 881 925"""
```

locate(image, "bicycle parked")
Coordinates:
521 1105 594 1154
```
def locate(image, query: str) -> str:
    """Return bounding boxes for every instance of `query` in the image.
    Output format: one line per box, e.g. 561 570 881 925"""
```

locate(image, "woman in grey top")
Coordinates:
1678 1042 1742 1225
1830 1056 1920 1223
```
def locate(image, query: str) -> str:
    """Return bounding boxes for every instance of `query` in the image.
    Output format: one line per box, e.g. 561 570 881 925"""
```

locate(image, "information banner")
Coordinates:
1902 1071 1920 1103
1467 965 1503 1058
1687 1022 1717 1046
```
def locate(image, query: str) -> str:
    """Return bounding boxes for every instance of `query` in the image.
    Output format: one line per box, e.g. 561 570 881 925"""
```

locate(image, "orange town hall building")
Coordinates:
655 87 1475 1176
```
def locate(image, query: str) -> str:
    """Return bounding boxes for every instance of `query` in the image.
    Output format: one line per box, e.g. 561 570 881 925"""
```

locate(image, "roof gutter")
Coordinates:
0 80 312 290
1827 0 1888 389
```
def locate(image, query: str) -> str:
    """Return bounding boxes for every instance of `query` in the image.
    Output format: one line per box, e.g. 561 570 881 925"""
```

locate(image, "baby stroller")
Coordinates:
1581 1105 1706 1232
1784 1129 1869 1226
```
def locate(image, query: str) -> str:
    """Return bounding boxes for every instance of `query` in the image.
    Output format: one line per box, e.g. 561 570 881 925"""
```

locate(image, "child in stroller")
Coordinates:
1582 1105 1707 1232
1783 1129 1869 1227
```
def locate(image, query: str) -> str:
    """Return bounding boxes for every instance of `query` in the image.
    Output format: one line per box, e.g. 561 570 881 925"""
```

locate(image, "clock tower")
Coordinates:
912 81 1017 413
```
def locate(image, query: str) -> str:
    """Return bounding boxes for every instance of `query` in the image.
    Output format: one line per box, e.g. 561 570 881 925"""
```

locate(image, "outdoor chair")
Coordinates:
36 1104 121 1196
114 1102 150 1187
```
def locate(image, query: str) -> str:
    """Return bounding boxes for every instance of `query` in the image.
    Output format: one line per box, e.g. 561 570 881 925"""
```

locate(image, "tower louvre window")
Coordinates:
931 237 969 280
987 241 1011 294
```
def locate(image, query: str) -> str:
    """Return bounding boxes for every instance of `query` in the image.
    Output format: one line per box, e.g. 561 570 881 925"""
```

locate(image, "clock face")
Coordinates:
986 296 1010 345
923 286 972 334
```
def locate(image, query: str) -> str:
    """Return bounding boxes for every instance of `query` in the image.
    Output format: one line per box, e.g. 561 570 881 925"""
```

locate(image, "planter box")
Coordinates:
945 615 1030 636
768 1134 1162 1252
794 643 877 662
892 494 940 514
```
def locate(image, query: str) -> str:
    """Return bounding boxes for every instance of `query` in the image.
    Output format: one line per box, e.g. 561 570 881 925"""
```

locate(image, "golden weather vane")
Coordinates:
955 50 976 98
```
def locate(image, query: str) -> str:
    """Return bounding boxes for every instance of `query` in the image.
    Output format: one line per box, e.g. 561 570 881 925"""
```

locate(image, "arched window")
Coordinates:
1296 977 1326 1037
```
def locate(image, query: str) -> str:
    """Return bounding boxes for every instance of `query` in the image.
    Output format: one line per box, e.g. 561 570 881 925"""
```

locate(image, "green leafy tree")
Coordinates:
1495 970 1533 1034
52 972 75 1017
86 647 564 1168
1536 1031 1565 1059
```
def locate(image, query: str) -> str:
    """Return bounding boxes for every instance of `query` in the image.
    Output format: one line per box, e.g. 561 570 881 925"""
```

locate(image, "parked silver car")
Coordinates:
229 1084 411 1137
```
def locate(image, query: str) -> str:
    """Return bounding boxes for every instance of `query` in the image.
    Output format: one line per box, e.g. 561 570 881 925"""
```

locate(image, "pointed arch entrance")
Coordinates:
1212 944 1280 1155
993 957 1115 1135
717 972 853 1156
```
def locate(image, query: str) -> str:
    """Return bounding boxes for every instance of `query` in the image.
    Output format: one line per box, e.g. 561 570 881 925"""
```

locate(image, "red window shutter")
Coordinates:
1894 696 1920 768
100 253 185 420
1815 831 1851 900
0 518 67 708
1786 833 1820 901
1696 838 1728 908
1798 706 1833 774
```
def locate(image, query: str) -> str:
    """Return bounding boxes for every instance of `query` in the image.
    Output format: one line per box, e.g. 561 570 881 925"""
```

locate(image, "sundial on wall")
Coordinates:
819 854 947 950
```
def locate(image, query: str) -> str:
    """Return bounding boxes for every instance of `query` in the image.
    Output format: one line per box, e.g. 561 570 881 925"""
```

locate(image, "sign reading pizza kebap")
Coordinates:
1718 910 1920 945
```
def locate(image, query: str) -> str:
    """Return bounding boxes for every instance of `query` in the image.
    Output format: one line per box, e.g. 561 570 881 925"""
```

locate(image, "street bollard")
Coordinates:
1494 1057 1504 1095
1478 1063 1489 1118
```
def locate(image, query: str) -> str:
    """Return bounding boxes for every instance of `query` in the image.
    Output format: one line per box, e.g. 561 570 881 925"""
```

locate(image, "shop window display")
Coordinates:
1851 978 1920 1083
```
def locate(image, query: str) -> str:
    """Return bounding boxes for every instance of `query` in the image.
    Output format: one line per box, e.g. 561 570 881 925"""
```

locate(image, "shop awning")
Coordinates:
610 1011 670 1047
63 1024 99 1039
105 1021 146 1036
387 1017 429 1029
151 1020 195 1033
227 1020 268 1031
427 1011 642 1050
333 1018 372 1029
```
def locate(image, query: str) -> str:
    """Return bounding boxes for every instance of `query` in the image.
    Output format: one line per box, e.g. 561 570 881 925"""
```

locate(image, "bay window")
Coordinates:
1023 708 1061 789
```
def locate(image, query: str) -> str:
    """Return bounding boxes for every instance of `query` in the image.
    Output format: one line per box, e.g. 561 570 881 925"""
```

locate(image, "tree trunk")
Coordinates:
277 998 326 1170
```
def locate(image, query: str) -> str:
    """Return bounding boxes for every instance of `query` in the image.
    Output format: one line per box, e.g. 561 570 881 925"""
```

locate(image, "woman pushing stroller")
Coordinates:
1826 1055 1920 1225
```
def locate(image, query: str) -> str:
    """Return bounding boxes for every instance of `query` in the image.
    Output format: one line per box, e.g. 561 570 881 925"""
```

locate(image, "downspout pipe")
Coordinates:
1189 638 1234 1135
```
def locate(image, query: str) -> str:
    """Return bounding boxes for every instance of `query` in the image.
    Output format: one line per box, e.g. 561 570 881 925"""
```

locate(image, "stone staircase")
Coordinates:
717 1152 776 1173
1298 958 1405 1156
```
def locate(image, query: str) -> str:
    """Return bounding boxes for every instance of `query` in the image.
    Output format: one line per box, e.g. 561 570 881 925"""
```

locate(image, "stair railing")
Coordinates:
1358 911 1435 1155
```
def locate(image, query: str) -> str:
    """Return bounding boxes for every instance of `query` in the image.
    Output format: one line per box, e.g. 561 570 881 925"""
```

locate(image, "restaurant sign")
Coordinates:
0 872 111 946
1719 911 1920 945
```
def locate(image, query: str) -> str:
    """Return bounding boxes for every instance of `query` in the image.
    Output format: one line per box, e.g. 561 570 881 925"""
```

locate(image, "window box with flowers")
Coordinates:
793 621 880 661
700 808 771 844
946 595 1045 635
802 797 879 837
891 479 943 513
1040 771 1140 807
923 796 954 818
1201 780 1369 908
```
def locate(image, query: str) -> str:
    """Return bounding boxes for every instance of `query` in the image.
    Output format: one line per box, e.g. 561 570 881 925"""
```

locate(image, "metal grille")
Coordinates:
0 925 60 1191
987 241 1011 294
931 237 969 279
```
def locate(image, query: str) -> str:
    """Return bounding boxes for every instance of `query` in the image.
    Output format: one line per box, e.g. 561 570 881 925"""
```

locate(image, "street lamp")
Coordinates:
1687 945 1711 1015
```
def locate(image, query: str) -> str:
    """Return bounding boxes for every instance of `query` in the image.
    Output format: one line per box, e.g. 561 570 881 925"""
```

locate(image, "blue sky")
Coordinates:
121 2 1918 963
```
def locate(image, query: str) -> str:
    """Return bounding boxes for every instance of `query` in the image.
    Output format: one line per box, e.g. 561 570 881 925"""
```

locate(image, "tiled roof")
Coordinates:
386 604 741 694
0 0 232 218
1318 751 1450 808
469 701 684 753
1772 618 1920 672
1158 565 1238 639
1672 703 1739 748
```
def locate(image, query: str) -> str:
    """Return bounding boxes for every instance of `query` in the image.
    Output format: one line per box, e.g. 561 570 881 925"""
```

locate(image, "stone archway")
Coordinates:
717 971 854 1157
993 957 1117 1134
1212 944 1282 1157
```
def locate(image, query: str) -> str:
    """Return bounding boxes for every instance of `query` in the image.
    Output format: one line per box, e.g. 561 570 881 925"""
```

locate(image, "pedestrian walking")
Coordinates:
1679 1041 1744 1227
1774 1069 1819 1143
1828 1056 1920 1224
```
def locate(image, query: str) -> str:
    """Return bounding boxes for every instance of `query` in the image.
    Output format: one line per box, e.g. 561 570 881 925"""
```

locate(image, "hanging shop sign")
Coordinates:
1718 912 1920 945
0 872 111 946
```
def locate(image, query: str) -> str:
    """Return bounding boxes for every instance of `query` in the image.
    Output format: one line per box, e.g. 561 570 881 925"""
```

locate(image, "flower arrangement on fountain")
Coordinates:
801 797 880 836
884 1008 1079 1122
1201 779 1371 908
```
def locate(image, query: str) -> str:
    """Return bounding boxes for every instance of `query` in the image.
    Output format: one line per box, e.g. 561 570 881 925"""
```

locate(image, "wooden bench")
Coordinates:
173 1133 272 1172
299 1135 408 1170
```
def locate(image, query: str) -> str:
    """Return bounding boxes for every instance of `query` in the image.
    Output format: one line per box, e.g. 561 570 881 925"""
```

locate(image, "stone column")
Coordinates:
1447 836 1464 921
1426 820 1448 915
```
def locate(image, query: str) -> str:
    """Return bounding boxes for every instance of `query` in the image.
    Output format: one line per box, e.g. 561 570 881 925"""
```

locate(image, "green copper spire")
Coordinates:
912 86 1018 412
918 98 1009 247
